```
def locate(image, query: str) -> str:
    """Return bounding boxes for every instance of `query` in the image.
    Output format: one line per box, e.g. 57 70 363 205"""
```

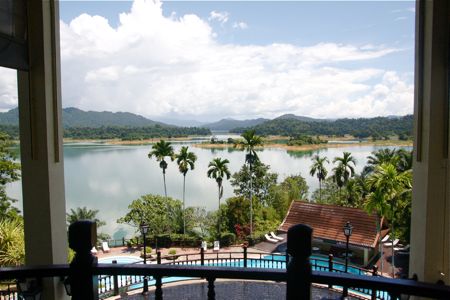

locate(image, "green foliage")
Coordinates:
68 248 75 263
183 207 212 238
219 232 236 246
0 133 20 186
168 249 177 255
207 157 231 201
149 140 175 197
141 246 152 258
0 133 21 221
176 146 197 176
67 207 106 227
0 218 24 267
267 175 308 219
67 207 110 243
63 126 210 140
231 115 413 138
287 135 327 146
220 196 279 238
231 162 278 205
117 194 183 235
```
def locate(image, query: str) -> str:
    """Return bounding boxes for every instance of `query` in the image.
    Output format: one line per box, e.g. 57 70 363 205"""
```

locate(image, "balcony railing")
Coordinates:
0 222 449 300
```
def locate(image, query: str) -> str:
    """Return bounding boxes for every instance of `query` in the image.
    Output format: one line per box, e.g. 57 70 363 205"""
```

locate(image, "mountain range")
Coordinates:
0 107 409 134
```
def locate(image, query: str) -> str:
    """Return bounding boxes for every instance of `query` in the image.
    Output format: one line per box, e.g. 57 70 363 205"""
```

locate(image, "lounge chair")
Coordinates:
381 235 390 243
270 231 284 241
265 234 278 243
383 239 399 247
91 246 98 254
102 241 110 253
201 241 207 251
213 241 220 252
394 244 410 252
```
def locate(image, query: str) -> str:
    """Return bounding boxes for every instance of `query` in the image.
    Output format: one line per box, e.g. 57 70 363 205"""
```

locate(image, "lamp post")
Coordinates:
140 222 149 294
343 221 353 299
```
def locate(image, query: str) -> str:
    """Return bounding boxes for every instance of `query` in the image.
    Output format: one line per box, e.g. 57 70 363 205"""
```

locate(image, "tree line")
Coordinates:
231 115 413 139
0 124 211 140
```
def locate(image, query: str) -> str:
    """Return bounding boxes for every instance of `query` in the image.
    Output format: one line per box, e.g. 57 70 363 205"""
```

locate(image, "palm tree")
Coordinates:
66 207 106 227
207 157 231 235
367 163 412 277
148 140 174 198
175 146 197 235
333 152 356 200
235 130 263 236
309 155 328 202
364 148 398 174
365 188 389 275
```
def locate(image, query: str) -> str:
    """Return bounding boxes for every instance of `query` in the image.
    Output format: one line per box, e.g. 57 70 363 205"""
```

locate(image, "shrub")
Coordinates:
219 232 236 247
168 249 177 255
140 246 152 258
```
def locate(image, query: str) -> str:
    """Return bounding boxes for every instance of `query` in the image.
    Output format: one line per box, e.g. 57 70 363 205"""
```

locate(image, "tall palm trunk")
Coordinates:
183 174 186 235
249 163 253 237
163 168 167 199
391 203 395 277
217 182 222 236
377 215 383 276
319 179 322 202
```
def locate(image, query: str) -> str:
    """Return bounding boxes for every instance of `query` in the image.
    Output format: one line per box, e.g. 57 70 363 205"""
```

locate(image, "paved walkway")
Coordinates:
107 280 357 300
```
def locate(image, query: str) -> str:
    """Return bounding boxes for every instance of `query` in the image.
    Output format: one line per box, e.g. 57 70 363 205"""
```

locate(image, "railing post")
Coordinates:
113 260 119 296
328 254 334 289
243 245 248 268
207 277 216 300
155 251 163 300
201 247 205 266
286 224 312 300
68 220 99 300
371 265 378 300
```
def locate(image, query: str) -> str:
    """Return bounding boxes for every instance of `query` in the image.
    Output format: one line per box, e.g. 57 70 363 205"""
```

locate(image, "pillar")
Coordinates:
410 0 450 285
17 0 68 299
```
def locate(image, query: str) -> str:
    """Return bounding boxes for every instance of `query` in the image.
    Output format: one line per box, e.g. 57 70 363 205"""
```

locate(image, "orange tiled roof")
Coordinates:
279 201 380 249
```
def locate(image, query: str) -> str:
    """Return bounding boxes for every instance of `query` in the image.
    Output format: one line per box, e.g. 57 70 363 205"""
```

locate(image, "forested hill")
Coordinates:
0 108 211 139
203 118 269 131
230 115 413 138
0 107 166 128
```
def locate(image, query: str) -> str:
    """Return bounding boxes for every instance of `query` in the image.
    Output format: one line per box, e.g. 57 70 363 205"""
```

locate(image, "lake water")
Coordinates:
6 136 411 239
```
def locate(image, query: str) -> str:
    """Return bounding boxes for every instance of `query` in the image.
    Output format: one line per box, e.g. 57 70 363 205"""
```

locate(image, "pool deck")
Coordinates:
96 245 267 262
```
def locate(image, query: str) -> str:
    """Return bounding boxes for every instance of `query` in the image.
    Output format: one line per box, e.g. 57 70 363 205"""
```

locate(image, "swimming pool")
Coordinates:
98 253 367 295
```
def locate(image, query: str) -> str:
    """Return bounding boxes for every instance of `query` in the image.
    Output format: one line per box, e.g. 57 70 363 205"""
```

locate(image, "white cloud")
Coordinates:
0 68 18 112
208 10 229 25
0 0 413 119
233 21 248 30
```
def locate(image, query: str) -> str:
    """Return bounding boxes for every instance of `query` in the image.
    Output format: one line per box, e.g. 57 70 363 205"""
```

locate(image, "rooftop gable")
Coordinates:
279 201 380 248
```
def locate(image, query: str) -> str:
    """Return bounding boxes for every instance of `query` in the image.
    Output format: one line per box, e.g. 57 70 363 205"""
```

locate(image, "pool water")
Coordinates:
98 253 366 295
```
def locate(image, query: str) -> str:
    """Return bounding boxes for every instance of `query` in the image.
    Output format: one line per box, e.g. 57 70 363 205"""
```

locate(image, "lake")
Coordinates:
6 137 411 239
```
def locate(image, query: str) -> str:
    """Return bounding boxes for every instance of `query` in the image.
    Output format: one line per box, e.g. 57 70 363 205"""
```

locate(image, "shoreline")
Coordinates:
193 140 413 152
60 137 413 152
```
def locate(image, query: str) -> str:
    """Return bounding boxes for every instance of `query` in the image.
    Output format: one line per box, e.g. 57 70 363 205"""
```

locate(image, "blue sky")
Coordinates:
0 1 415 122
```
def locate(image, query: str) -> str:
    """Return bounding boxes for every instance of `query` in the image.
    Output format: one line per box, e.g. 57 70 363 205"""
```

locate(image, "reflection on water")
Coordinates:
6 140 411 239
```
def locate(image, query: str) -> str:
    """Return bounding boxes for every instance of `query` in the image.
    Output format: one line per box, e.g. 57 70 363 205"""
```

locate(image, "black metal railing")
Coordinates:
0 222 449 300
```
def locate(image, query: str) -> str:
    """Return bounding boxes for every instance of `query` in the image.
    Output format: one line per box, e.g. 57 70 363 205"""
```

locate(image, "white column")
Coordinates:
410 0 449 285
17 1 68 299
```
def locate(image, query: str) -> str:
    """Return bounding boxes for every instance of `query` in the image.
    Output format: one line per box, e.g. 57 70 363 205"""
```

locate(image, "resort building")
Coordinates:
0 0 449 299
279 201 386 266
